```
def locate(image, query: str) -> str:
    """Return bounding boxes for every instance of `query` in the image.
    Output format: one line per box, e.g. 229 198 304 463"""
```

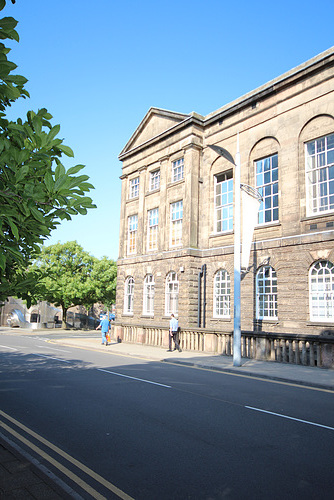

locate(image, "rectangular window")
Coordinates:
170 201 183 247
147 208 159 251
149 169 160 191
215 171 233 232
129 177 139 199
256 154 279 224
172 158 184 182
127 215 138 254
306 134 334 215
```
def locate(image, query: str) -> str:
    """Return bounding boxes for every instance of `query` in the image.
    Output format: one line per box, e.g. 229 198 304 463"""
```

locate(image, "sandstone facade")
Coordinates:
116 47 334 337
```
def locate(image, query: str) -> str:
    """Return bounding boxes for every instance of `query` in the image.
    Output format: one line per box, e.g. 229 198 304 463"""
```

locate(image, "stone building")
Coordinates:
116 47 334 339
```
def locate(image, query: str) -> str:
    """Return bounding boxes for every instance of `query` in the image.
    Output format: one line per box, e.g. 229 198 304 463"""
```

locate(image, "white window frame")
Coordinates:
309 260 334 322
124 277 134 314
256 154 279 224
213 269 231 318
127 214 138 255
149 169 160 191
305 133 334 216
147 208 159 251
129 177 139 199
143 274 155 316
214 172 233 233
170 200 183 248
172 158 184 182
165 272 179 315
256 266 278 320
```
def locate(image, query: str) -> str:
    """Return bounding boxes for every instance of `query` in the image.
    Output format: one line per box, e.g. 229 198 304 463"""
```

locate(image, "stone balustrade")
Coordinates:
111 323 334 369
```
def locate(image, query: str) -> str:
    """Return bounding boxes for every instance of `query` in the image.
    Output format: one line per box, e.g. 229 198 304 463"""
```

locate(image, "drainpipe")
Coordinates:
202 264 207 328
198 269 202 327
198 264 207 328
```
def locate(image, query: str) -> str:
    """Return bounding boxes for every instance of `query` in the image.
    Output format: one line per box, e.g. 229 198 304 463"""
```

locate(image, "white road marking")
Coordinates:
36 345 71 353
33 353 71 364
245 406 334 431
97 368 172 388
0 345 17 351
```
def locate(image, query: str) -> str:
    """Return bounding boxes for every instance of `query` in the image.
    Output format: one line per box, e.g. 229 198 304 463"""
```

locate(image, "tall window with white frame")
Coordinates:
147 208 159 251
305 133 334 215
143 274 155 316
172 158 184 182
256 266 278 319
213 269 231 318
256 154 279 224
165 272 179 315
129 177 139 199
309 260 334 321
215 171 233 233
124 277 134 314
127 215 138 255
149 169 160 191
170 201 183 247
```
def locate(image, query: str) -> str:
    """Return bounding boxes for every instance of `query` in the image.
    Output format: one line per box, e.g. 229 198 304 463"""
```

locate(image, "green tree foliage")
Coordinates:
32 241 117 328
0 1 96 304
90 256 117 310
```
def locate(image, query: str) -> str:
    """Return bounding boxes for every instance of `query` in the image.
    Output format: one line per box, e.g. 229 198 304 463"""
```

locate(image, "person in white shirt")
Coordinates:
168 313 182 352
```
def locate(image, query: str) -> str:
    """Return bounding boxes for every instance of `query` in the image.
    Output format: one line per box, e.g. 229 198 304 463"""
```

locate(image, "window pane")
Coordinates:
256 266 277 319
214 270 231 317
215 173 233 232
309 260 334 321
172 158 184 182
256 154 278 224
306 134 334 215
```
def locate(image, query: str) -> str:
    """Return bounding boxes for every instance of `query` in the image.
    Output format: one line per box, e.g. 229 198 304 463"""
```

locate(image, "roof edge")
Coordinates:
119 107 190 158
205 46 334 123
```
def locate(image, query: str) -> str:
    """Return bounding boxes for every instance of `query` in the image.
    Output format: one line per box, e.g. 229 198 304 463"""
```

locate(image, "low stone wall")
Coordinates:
111 323 334 369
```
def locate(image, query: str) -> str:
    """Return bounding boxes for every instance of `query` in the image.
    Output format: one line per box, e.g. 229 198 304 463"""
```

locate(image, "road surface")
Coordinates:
1 332 333 499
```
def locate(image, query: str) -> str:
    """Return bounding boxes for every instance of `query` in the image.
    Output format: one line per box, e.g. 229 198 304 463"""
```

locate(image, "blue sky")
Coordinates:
3 0 334 260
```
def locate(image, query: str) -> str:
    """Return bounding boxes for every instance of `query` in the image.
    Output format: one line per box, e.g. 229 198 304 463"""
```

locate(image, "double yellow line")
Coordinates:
0 410 133 500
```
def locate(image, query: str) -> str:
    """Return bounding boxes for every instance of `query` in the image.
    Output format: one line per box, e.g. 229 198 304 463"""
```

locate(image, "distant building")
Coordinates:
0 297 61 328
0 298 101 329
116 47 334 338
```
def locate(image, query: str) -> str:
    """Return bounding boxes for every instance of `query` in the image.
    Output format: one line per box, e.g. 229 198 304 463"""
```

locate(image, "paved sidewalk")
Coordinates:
0 437 73 499
48 331 334 391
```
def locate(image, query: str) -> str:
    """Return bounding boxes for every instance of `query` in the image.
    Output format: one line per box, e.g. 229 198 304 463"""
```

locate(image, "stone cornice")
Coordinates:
119 115 205 161
204 47 334 127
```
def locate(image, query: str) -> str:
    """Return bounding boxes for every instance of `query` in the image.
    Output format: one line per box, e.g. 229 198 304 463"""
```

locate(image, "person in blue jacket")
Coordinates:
96 313 110 345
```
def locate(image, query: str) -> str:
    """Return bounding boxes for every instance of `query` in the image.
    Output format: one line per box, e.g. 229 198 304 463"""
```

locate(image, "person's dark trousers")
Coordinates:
168 332 173 350
169 331 181 351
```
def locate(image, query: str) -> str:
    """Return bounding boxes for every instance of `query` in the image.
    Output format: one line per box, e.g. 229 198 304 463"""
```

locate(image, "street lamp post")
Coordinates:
209 138 242 366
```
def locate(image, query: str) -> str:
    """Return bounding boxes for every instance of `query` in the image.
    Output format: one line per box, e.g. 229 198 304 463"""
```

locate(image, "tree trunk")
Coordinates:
62 306 68 329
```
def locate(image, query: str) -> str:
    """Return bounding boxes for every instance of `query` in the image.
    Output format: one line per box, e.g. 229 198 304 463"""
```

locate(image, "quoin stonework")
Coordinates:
115 47 334 350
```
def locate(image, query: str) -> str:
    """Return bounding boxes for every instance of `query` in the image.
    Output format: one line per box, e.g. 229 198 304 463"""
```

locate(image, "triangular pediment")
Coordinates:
119 107 190 158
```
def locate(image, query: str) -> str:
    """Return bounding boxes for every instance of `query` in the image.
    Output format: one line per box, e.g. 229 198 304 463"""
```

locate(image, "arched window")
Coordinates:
256 153 279 224
256 266 277 319
309 260 334 321
214 171 233 233
305 133 334 215
165 272 179 315
143 274 154 316
124 277 134 314
213 270 231 318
